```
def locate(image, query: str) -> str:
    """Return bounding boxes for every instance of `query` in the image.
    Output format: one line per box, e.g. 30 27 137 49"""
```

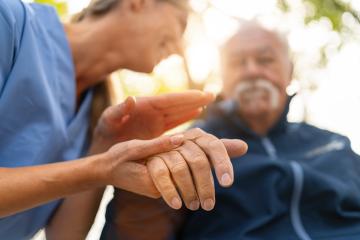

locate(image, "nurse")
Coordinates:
0 0 247 239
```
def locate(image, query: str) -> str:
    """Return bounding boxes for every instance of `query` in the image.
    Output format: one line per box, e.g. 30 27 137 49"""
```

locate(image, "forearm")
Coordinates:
45 147 107 240
46 187 105 240
0 153 107 218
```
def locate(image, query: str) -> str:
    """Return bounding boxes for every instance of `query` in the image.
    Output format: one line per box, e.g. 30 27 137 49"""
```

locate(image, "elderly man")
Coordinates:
102 22 360 240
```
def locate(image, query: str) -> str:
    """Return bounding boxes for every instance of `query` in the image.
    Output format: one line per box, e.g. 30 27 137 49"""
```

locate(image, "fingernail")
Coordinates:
202 199 214 211
170 134 184 146
171 197 182 209
189 200 200 211
221 173 232 186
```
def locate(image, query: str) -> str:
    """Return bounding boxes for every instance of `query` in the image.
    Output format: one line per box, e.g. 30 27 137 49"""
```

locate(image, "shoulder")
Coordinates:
0 0 25 35
0 0 22 92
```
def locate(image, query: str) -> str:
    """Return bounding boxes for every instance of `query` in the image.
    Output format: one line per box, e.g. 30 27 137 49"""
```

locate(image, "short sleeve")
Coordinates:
0 1 16 95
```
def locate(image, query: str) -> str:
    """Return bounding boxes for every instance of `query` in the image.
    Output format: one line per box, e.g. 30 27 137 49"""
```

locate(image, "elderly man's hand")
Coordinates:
101 129 247 212
146 128 248 211
91 90 214 154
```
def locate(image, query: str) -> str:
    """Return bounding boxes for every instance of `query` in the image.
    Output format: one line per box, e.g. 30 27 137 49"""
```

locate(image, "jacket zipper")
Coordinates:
261 137 311 240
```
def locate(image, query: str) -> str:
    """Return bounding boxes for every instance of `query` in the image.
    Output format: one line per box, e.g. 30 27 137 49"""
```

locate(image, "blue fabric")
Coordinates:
178 99 360 240
0 1 92 239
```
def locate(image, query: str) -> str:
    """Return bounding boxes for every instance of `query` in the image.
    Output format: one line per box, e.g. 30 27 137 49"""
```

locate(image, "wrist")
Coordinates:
85 152 112 186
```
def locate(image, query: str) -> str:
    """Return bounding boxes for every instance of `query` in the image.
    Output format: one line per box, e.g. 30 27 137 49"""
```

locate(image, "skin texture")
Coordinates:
1 0 248 239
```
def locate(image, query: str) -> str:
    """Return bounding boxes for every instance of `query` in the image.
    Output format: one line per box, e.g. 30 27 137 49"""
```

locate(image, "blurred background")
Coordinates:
27 0 360 239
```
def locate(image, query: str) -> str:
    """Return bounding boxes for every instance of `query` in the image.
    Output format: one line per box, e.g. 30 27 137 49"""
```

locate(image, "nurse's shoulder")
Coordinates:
0 0 20 94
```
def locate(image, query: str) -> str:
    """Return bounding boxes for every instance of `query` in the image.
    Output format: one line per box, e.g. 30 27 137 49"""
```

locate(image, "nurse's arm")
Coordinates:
0 134 184 218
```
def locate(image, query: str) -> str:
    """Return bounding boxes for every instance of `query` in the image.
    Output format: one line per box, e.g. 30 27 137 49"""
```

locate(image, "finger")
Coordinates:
193 133 234 187
221 139 248 158
159 151 200 211
103 97 136 126
183 128 249 158
148 90 214 109
177 141 215 211
182 128 234 187
164 109 202 130
147 157 182 209
160 99 210 115
110 134 184 162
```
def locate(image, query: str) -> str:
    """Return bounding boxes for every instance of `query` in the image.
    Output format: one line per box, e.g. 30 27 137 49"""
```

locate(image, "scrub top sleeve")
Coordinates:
0 5 15 95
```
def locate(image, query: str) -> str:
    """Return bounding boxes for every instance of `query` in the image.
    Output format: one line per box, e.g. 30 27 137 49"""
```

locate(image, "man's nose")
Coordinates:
244 59 262 77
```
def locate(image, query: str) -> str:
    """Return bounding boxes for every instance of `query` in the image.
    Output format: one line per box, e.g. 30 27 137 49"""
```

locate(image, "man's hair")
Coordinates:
220 20 291 60
74 0 189 21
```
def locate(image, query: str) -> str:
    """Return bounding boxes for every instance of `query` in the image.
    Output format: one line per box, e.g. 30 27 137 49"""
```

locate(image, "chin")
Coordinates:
129 63 155 74
241 104 273 117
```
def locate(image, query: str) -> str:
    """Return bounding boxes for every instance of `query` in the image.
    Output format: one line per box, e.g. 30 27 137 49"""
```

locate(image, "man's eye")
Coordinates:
258 57 274 65
229 59 245 67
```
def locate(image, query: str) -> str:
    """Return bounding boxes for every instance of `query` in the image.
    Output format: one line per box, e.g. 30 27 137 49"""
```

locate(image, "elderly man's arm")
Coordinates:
103 190 186 240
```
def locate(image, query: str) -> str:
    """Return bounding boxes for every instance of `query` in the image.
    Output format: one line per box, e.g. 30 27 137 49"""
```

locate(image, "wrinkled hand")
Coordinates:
146 128 248 211
102 134 186 197
103 128 247 211
91 90 214 153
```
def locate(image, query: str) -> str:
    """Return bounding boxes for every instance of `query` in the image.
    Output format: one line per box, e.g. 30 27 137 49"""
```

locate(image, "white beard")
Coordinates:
234 79 280 110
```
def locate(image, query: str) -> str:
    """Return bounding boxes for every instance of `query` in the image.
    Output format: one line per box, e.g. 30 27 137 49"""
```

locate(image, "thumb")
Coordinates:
113 134 185 162
221 139 248 158
110 96 136 122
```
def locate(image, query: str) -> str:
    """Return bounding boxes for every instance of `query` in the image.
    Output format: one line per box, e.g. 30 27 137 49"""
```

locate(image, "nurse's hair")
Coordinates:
73 0 189 21
76 0 189 132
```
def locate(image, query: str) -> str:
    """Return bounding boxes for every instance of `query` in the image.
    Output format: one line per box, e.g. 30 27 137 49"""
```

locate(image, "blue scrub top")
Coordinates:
0 0 93 239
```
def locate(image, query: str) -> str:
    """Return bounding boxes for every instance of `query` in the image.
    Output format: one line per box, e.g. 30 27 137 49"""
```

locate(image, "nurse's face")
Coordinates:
105 0 188 73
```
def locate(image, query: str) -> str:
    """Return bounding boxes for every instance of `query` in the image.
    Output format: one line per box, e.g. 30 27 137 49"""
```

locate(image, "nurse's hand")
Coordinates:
146 128 248 211
104 129 247 210
91 90 214 153
102 134 186 198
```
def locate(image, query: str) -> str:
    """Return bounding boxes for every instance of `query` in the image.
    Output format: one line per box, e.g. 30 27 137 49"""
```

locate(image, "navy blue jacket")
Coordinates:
179 100 360 240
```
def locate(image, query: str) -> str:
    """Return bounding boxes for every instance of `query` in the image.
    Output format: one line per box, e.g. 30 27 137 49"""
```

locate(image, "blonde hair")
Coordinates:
72 0 189 132
73 0 189 21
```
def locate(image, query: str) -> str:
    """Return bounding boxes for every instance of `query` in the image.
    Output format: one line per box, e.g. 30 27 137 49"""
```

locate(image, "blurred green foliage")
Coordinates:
34 0 68 17
279 0 359 67
278 0 360 32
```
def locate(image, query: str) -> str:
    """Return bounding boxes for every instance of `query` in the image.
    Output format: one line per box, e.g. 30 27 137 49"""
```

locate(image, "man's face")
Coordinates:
109 0 188 73
221 27 292 118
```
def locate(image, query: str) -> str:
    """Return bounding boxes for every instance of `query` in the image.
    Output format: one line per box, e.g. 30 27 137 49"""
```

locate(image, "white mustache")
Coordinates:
234 79 280 109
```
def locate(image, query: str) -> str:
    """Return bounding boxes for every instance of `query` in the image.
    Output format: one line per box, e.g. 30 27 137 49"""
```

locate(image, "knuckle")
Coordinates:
192 128 205 135
153 167 169 179
190 156 209 171
208 138 223 149
148 190 162 199
170 162 188 176
216 161 230 172
199 182 215 196
133 164 148 176
156 137 171 151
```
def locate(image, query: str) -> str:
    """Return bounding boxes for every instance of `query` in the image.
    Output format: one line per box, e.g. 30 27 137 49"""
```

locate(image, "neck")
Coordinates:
239 109 284 137
64 21 127 99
